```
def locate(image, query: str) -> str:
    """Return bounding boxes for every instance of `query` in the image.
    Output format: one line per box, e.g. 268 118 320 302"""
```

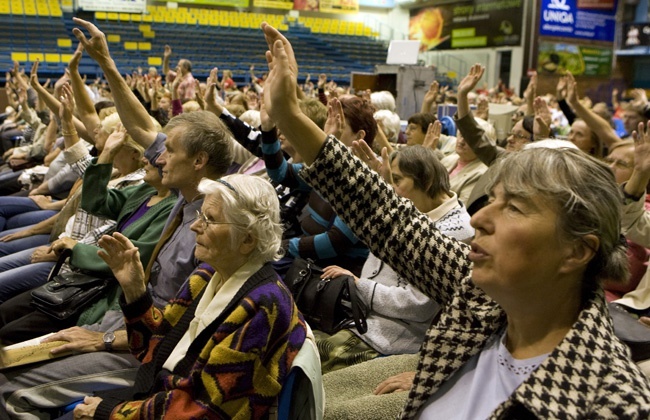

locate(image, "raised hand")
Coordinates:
423 80 439 106
163 44 172 59
259 93 273 132
475 95 489 120
317 73 327 89
523 71 537 102
565 71 578 106
28 60 40 88
262 22 300 123
533 96 551 140
556 75 568 101
632 121 650 176
194 79 206 109
71 18 112 65
97 232 146 303
68 43 84 73
324 97 345 139
422 121 441 151
58 83 75 123
458 64 485 96
100 123 128 160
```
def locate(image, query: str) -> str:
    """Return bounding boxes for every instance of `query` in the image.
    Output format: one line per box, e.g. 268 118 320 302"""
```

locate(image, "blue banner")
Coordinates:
539 0 617 42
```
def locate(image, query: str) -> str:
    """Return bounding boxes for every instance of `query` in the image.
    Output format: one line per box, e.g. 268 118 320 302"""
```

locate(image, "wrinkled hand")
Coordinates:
72 18 112 65
352 139 382 172
352 140 392 184
73 396 103 420
69 43 84 73
632 121 650 176
0 229 31 243
100 123 128 158
30 245 57 263
422 121 441 151
42 326 105 355
324 97 345 139
28 194 54 210
58 83 75 123
48 237 78 256
374 371 416 395
533 96 551 139
321 265 355 280
98 232 146 303
423 80 439 105
458 64 485 96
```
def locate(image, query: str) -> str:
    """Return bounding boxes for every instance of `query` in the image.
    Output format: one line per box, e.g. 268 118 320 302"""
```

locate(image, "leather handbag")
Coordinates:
609 302 650 362
31 249 113 321
283 258 368 335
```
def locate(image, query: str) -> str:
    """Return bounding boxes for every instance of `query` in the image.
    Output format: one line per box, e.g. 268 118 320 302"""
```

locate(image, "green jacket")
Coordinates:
74 160 177 327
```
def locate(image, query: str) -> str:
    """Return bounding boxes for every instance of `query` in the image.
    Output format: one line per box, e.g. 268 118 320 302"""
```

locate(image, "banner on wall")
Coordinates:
539 0 617 41
253 0 293 8
78 0 147 13
623 23 650 49
155 0 250 6
293 0 320 11
358 0 394 8
537 42 612 76
319 0 359 13
409 0 523 51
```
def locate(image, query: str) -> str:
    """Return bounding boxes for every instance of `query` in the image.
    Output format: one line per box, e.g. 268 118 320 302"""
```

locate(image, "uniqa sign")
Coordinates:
543 9 574 24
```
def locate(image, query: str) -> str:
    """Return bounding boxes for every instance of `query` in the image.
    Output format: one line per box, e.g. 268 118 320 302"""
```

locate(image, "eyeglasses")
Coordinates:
507 131 531 142
195 210 237 229
603 157 633 170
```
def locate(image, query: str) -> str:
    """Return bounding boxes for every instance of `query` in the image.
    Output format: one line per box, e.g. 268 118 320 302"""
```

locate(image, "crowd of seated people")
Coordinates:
0 16 648 420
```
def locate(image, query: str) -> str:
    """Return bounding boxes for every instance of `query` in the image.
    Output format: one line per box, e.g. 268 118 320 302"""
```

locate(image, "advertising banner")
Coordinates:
78 0 147 13
358 0 394 7
537 42 612 76
409 0 523 51
319 0 359 14
539 0 617 42
153 0 249 6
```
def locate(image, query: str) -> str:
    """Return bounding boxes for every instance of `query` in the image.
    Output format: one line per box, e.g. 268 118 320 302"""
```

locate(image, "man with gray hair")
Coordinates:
0 18 233 418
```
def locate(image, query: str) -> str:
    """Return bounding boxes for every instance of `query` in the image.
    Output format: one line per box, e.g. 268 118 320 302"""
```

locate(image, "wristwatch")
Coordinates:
103 331 116 352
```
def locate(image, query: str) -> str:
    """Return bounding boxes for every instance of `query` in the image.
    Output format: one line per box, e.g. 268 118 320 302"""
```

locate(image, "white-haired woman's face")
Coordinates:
190 195 248 272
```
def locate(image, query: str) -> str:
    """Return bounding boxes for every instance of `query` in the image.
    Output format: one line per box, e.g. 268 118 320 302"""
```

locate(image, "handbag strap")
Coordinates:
47 248 72 281
347 277 368 334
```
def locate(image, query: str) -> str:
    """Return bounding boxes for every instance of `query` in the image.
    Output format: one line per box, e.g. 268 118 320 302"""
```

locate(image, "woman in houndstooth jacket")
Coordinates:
261 23 650 419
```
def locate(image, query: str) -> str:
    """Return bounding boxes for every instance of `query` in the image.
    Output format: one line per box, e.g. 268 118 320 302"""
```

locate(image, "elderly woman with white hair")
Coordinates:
72 174 307 419
261 23 650 418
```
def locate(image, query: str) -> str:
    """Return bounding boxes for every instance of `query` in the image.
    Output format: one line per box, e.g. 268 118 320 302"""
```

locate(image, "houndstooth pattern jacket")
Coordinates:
301 136 650 419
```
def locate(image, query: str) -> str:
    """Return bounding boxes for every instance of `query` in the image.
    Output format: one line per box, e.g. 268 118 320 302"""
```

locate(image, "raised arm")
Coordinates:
162 45 172 76
72 18 158 148
262 23 471 302
566 72 620 149
68 43 101 142
28 62 90 141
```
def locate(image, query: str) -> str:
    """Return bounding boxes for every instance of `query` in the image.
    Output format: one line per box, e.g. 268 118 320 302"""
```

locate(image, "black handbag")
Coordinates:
609 302 650 362
283 258 368 335
31 249 113 321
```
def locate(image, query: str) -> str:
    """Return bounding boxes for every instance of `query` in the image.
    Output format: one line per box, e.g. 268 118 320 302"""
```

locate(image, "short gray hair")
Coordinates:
389 145 451 199
198 175 283 264
370 91 396 112
374 110 401 143
486 147 627 290
165 111 233 178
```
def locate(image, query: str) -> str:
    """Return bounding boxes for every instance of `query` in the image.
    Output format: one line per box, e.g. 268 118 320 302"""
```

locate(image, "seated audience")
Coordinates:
261 23 650 417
